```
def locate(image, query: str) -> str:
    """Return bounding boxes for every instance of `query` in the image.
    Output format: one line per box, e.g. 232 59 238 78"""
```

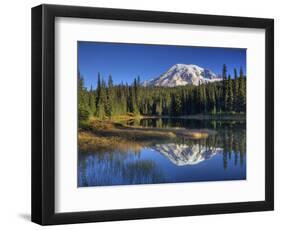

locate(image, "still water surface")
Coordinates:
78 118 246 187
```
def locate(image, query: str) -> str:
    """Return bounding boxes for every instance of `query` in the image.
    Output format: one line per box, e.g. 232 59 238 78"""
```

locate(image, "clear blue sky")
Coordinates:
78 41 246 89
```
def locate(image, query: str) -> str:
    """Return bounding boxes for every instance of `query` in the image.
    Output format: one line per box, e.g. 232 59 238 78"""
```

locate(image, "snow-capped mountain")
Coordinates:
143 64 222 87
152 143 223 166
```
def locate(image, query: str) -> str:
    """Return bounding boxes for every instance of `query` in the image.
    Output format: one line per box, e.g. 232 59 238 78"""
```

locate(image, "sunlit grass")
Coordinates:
79 116 214 154
79 131 145 153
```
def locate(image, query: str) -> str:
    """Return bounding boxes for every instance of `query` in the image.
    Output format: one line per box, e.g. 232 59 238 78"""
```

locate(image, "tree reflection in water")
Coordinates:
78 118 246 187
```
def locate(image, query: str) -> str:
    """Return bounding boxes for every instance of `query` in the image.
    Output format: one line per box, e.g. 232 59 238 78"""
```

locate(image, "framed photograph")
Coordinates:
31 4 274 225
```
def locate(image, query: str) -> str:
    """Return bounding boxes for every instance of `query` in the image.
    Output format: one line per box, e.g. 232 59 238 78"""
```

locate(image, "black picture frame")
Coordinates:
31 4 274 225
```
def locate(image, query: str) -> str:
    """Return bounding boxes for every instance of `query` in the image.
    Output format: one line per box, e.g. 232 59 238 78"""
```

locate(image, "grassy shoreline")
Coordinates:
78 115 219 153
78 113 246 153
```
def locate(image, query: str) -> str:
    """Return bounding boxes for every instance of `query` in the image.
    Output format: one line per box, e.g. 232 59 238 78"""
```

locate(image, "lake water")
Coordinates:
78 118 246 187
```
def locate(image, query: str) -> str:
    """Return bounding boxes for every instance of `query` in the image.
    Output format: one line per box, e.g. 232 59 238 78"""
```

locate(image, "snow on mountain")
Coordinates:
152 143 223 166
142 64 222 87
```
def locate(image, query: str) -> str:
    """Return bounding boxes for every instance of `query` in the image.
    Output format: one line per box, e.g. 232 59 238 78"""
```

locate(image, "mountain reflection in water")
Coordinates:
152 143 223 166
78 118 246 187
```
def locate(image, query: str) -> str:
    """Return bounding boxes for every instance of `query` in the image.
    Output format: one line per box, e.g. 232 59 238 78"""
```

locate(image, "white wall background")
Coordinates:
0 0 278 229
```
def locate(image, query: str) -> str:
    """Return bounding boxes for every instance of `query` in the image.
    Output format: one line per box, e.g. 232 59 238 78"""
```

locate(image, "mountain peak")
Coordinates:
143 64 222 87
172 63 201 69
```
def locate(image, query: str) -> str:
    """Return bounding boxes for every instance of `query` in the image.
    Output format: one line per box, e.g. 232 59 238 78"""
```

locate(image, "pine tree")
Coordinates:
227 74 233 111
222 64 228 111
96 73 101 108
233 68 239 112
96 76 106 118
155 97 163 116
102 79 110 117
106 75 114 117
78 71 90 121
171 92 182 116
199 84 207 113
238 67 246 112
88 84 96 115
209 84 216 114
215 84 223 113
128 86 139 115
133 77 140 108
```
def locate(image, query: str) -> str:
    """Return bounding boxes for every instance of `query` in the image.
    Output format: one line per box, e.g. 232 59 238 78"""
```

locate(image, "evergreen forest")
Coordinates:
78 64 246 122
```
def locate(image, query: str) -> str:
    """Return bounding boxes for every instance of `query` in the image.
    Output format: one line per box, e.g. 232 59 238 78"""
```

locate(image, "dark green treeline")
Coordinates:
78 64 246 121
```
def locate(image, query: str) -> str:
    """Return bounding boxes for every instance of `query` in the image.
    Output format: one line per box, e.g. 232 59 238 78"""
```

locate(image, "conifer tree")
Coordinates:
106 75 114 117
238 67 246 112
96 77 106 118
209 84 216 114
78 71 90 121
227 74 233 111
88 84 96 116
233 68 239 112
222 64 228 111
171 92 182 116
